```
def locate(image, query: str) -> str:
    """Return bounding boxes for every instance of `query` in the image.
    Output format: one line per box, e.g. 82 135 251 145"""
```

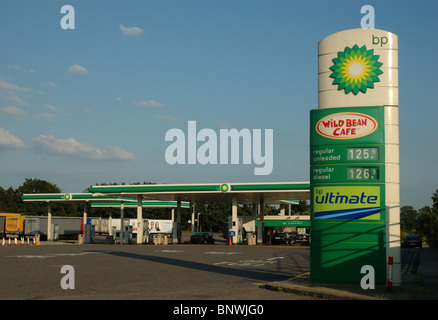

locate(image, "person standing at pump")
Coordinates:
266 229 272 245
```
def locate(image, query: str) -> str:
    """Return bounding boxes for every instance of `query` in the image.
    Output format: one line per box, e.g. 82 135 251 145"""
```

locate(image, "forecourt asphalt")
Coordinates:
0 239 313 300
266 245 438 300
1 236 436 301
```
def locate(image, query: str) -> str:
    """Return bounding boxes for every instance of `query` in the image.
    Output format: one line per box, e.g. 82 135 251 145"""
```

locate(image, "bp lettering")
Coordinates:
372 34 388 47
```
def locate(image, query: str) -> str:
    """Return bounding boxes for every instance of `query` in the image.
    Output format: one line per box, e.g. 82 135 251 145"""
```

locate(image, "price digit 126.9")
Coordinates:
347 167 378 181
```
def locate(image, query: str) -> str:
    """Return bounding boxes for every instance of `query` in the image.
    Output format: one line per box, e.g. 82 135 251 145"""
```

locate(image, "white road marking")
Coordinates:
214 256 284 268
7 251 113 259
204 251 241 255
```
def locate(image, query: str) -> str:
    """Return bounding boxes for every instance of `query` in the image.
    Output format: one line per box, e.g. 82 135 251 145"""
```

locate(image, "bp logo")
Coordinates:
64 193 71 200
330 44 383 95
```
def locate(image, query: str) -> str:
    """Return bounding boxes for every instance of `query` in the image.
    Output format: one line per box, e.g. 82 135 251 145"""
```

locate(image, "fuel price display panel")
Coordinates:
311 145 384 165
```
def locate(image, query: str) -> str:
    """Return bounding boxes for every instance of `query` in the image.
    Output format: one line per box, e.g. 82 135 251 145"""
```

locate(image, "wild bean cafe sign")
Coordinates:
315 112 378 139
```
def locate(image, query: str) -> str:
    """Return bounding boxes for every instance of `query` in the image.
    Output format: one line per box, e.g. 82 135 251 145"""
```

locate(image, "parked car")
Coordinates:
271 232 291 245
295 235 310 245
403 235 422 248
190 232 215 244
289 234 298 244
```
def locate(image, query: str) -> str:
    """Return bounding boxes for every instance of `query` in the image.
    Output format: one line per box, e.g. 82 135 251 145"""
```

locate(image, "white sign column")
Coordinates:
317 28 400 285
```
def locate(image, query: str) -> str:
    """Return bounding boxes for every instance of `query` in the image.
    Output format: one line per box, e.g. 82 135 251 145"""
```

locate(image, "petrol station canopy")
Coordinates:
21 193 190 208
89 182 311 204
21 193 138 203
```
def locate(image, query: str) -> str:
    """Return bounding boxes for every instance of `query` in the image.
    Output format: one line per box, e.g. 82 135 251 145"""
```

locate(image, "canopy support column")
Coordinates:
177 200 181 243
232 196 238 244
191 204 195 235
257 198 264 244
109 208 113 236
120 201 124 245
137 195 143 244
83 201 87 237
47 202 52 241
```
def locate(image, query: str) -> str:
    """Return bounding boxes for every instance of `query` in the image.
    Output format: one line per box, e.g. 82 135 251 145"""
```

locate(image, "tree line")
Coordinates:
401 189 438 247
0 178 309 232
2 178 437 245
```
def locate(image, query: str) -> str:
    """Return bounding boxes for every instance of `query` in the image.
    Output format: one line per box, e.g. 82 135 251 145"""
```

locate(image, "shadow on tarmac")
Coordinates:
265 246 438 300
87 248 295 284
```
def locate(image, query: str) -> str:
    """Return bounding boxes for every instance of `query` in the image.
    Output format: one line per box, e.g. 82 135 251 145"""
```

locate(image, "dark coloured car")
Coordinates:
403 235 422 248
271 232 291 245
296 235 310 245
190 232 215 244
289 234 298 244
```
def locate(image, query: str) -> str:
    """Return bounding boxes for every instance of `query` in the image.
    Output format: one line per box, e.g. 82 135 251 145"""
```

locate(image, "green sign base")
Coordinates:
310 219 386 285
310 106 386 286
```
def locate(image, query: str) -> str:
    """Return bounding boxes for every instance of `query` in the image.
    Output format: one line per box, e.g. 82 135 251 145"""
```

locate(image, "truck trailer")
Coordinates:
24 216 82 240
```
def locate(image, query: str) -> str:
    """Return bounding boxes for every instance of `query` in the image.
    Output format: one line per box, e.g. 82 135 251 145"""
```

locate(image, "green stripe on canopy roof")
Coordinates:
91 201 191 208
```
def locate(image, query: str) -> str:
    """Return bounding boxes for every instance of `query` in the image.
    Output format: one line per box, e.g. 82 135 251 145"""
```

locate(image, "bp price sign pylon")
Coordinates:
310 28 400 286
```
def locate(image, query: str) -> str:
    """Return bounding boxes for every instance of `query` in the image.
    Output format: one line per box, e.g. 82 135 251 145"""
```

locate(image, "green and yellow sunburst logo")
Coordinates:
330 44 383 95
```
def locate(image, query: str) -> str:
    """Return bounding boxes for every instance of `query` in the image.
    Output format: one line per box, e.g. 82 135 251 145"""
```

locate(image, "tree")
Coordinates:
15 178 66 216
416 206 438 247
400 206 419 234
17 178 62 194
432 189 438 211
415 189 438 247
192 201 231 232
0 186 20 213
293 200 311 215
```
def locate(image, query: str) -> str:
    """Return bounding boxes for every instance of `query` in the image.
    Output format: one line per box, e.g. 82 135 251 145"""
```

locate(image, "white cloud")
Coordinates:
214 119 231 129
43 81 58 88
134 100 164 108
156 114 179 122
32 135 135 161
7 64 34 73
0 79 31 92
0 127 25 149
35 113 57 121
0 75 32 106
2 93 29 106
68 64 88 76
104 146 137 160
44 104 59 112
119 24 144 36
0 106 26 117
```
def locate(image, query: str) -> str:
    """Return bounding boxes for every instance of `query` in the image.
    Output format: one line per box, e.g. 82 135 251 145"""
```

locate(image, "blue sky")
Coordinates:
0 0 437 210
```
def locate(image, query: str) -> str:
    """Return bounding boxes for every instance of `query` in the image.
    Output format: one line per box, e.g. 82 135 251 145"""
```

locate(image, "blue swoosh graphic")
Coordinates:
314 207 381 220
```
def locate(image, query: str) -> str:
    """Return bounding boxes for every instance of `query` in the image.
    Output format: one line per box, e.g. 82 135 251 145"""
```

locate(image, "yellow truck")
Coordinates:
0 213 25 236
